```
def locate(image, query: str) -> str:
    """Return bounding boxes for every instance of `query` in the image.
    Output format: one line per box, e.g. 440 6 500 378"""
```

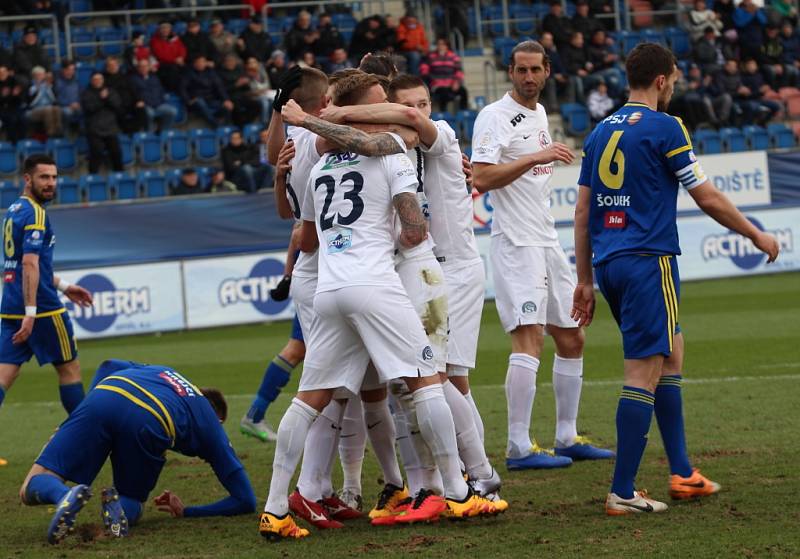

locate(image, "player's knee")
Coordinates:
554 327 585 358
55 360 82 384
0 364 21 390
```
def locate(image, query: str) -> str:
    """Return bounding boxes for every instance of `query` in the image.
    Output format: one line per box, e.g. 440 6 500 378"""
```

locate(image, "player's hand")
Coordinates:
281 99 307 126
277 139 295 178
461 153 473 188
272 65 303 113
65 285 93 307
753 231 780 263
570 283 595 327
12 316 34 345
534 142 575 166
154 490 185 518
319 104 346 123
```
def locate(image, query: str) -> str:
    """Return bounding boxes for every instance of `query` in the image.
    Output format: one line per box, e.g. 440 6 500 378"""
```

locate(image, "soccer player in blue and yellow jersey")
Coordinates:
572 43 780 515
19 359 256 544
0 155 93 466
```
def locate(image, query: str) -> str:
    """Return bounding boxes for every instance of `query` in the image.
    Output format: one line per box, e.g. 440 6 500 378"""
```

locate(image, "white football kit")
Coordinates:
299 136 436 396
471 93 577 332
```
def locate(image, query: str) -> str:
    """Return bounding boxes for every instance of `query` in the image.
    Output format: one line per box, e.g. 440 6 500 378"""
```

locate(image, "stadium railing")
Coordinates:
0 14 61 63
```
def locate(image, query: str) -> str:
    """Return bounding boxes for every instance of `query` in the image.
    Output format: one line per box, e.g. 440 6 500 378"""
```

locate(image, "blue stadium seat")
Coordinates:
0 142 18 175
216 126 238 147
162 130 191 163
76 62 94 88
165 93 186 125
0 180 19 209
191 128 219 161
665 27 691 59
267 18 283 34
641 29 666 45
226 18 249 35
17 139 47 160
140 170 167 197
243 123 263 144
69 0 92 23
57 177 80 204
619 31 642 56
97 27 125 57
457 110 478 140
560 103 591 136
767 123 796 148
134 132 164 165
165 168 183 190
486 6 506 35
80 174 110 202
494 37 517 67
742 125 769 150
431 112 459 135
511 5 536 35
75 135 89 156
72 30 95 59
693 129 722 154
47 138 77 172
109 171 139 200
196 166 213 188
118 134 134 167
719 127 747 152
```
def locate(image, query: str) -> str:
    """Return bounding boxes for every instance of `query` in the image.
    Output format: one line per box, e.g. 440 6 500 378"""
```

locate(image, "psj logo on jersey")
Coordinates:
67 274 150 333
218 258 291 315
702 217 792 270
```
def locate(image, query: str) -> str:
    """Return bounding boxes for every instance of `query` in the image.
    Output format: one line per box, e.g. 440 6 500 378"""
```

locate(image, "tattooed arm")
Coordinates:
393 192 427 248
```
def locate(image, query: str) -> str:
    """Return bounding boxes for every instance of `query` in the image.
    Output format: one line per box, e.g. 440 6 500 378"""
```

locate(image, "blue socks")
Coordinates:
120 496 143 525
611 386 655 499
246 355 294 423
0 385 5 408
655 375 693 477
59 382 85 414
25 474 70 505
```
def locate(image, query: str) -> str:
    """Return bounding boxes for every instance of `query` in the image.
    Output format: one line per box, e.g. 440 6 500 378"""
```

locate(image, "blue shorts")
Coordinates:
35 388 170 502
595 254 680 359
290 313 303 343
0 311 78 366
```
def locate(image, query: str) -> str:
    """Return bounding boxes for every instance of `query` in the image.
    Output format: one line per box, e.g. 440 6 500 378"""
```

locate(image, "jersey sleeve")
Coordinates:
197 406 246 481
470 110 508 164
21 206 47 255
663 116 707 190
422 120 457 157
384 150 419 198
577 131 595 187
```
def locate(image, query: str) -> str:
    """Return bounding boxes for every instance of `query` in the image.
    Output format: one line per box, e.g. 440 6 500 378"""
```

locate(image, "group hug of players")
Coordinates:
1 40 780 544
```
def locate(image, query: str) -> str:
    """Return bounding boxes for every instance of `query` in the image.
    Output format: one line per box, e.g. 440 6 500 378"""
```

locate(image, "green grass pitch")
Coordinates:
1 273 798 558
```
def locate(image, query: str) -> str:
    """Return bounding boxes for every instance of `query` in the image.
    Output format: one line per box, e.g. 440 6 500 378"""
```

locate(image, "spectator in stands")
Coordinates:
183 18 218 67
349 15 390 62
586 29 622 97
396 10 429 76
209 18 239 64
687 0 724 42
382 14 400 53
0 65 25 142
734 0 768 59
129 57 177 132
244 56 271 123
150 21 187 92
81 72 123 173
740 57 782 123
222 130 270 193
285 10 320 63
13 26 50 89
761 23 797 88
572 0 602 42
690 63 732 127
238 15 273 62
125 31 157 71
359 52 399 77
104 56 145 133
669 64 716 129
0 47 12 71
694 26 725 76
539 31 573 111
562 31 592 102
780 21 800 82
25 66 62 139
54 60 82 129
587 80 615 122
208 167 238 193
324 47 353 74
172 168 206 196
713 0 737 32
420 38 468 111
770 0 798 26
542 0 574 49
315 12 345 59
181 55 233 126
265 49 288 89
299 51 323 71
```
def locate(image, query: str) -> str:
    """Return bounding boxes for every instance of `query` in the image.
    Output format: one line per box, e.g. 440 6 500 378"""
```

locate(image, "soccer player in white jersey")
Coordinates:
471 40 615 470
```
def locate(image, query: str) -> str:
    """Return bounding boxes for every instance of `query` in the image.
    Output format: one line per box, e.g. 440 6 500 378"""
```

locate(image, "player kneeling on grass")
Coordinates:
19 359 256 544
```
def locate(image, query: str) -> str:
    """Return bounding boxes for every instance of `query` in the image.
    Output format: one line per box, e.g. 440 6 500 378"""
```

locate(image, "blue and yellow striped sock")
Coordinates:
247 355 295 423
655 375 693 477
611 386 655 499
59 382 85 415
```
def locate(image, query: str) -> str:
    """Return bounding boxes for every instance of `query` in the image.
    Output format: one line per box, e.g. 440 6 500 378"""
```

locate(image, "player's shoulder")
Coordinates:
10 197 45 227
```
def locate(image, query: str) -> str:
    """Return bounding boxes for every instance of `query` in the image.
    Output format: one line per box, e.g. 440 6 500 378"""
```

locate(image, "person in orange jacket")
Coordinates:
396 11 429 75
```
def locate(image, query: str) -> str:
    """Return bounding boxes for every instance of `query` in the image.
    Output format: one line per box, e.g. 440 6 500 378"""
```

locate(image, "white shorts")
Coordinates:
299 284 436 396
289 273 318 337
442 259 485 371
396 252 448 373
491 234 578 333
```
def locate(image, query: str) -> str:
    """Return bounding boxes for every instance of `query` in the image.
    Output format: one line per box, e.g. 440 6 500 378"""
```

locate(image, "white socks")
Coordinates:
338 397 366 495
264 398 318 515
506 353 539 458
395 391 443 495
442 380 492 480
296 399 344 501
413 384 469 501
553 355 583 448
464 391 485 444
363 399 404 488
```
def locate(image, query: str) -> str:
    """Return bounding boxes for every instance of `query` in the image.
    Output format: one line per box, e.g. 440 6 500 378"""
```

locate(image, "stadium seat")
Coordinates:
75 135 89 157
191 128 219 161
57 177 80 204
165 168 183 190
767 123 795 149
243 123 263 144
457 110 478 140
165 93 186 125
560 103 591 136
75 62 94 89
118 134 134 167
47 138 77 172
0 142 18 175
431 111 459 135
109 171 138 200
742 125 769 150
80 174 110 202
72 30 96 59
777 87 800 101
140 170 167 198
134 132 164 165
216 126 238 147
619 31 642 56
0 180 19 208
196 166 213 188
17 139 47 160
97 27 125 56
665 27 691 59
226 18 249 35
641 29 666 45
693 129 722 154
511 5 536 35
719 127 747 153
162 130 191 163
493 37 517 66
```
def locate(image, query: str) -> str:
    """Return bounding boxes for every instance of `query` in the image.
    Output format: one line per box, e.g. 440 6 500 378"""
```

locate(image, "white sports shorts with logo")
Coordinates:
442 259 485 372
289 273 318 336
490 233 579 333
299 283 436 396
396 252 448 373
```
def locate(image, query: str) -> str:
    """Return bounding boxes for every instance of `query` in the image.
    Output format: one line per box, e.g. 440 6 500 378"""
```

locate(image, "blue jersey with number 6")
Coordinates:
578 102 706 266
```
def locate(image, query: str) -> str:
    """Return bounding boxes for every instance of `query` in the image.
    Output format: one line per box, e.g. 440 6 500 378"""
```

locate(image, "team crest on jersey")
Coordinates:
321 152 359 170
539 130 551 149
628 112 642 125
522 301 537 314
326 228 352 254
31 230 41 239
422 346 434 361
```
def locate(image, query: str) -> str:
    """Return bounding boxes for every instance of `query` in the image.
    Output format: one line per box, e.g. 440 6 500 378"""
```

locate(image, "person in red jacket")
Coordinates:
396 11 429 75
150 21 187 92
420 38 469 111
